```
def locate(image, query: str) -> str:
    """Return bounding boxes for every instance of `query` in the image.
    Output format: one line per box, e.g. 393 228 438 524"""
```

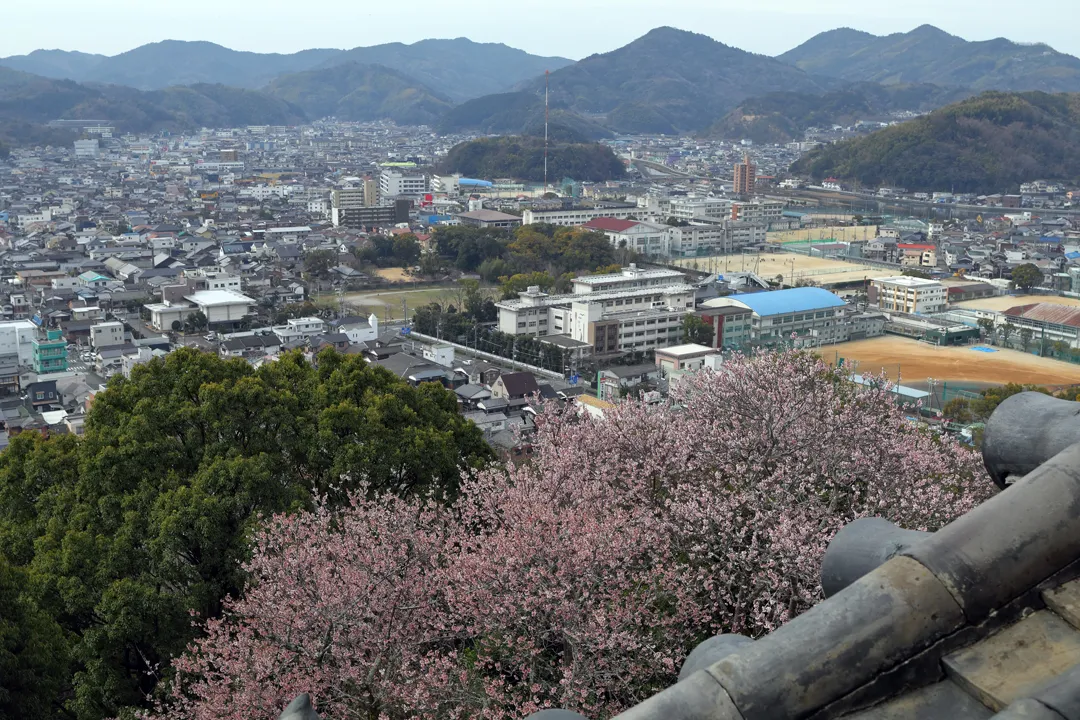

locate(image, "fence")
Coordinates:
405 330 566 381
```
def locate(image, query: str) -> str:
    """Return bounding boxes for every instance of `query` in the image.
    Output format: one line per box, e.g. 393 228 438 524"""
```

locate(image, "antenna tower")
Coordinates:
544 70 549 194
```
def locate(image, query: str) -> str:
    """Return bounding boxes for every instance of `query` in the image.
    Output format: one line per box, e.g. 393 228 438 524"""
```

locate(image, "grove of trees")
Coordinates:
145 349 993 720
0 348 491 720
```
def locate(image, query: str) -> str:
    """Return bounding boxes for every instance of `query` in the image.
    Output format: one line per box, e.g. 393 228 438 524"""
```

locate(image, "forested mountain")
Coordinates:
790 91 1080 193
318 38 572 101
438 135 626 182
436 91 614 139
779 25 1080 93
0 66 305 137
0 38 570 99
507 27 833 134
709 83 973 143
264 63 452 125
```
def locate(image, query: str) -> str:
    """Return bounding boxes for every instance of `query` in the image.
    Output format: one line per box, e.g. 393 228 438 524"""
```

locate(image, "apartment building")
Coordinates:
869 276 948 315
897 243 938 268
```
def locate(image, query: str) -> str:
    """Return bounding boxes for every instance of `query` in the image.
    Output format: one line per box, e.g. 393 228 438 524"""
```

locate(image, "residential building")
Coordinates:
455 210 522 229
329 314 380 345
32 328 68 374
733 154 757 195
897 243 938 268
0 320 42 366
379 170 426 198
869 276 948 315
90 321 125 349
654 344 721 375
74 139 99 158
185 290 255 326
330 198 411 229
331 187 366 227
490 372 541 400
596 363 660 401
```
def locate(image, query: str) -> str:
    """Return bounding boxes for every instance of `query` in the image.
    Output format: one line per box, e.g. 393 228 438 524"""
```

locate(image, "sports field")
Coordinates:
953 295 1080 313
674 251 894 287
767 226 879 244
818 336 1080 388
335 286 498 321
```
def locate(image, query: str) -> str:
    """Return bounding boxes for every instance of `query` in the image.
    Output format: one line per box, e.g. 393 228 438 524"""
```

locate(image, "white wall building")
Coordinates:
91 321 125 349
185 290 255 325
522 206 654 227
0 320 40 366
379 170 426 198
870 276 948 315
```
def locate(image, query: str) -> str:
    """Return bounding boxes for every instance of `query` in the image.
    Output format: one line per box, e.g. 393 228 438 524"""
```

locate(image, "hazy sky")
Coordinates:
3 0 1077 59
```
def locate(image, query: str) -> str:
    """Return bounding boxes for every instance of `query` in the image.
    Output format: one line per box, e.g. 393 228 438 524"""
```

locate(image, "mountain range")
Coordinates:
3 26 1080 151
779 25 1080 93
0 38 572 100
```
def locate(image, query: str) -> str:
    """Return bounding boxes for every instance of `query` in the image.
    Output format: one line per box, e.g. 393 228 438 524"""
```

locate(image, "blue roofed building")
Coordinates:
710 287 854 347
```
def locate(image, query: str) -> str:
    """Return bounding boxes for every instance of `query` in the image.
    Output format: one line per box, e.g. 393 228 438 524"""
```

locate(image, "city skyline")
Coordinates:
3 0 1078 61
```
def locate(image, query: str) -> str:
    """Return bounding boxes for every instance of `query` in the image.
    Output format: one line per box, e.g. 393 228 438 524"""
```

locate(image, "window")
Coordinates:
35 392 44 400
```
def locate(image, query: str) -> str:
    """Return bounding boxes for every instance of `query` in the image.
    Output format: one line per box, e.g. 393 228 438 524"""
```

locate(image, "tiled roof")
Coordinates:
582 217 640 233
278 392 1080 720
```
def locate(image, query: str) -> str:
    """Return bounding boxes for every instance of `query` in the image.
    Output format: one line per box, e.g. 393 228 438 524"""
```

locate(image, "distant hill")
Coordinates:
1 41 340 90
778 25 1080 93
0 38 571 100
709 83 973 143
508 27 833 133
264 63 452 125
790 91 1080 193
437 136 626 182
319 39 572 102
0 66 305 138
436 91 614 139
0 49 106 79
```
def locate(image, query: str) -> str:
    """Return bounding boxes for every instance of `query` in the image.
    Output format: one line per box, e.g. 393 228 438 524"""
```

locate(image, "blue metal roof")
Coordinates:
732 287 846 317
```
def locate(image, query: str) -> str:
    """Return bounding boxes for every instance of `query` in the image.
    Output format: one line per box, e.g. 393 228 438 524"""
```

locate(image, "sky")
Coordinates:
3 0 1078 59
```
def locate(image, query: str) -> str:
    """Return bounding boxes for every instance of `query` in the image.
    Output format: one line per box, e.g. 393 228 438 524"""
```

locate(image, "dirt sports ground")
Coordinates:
953 295 1080 312
817 336 1080 389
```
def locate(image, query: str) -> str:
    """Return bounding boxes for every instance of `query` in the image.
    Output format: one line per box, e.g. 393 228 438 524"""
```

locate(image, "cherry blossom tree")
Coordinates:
152 349 994 720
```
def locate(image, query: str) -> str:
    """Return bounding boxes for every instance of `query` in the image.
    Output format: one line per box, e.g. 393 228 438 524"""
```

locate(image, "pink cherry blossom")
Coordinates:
150 349 993 720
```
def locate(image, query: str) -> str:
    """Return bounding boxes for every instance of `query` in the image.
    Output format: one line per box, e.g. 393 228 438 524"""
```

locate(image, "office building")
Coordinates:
869 276 948 315
74 139 99 158
380 170 426 198
731 198 784 226
733 154 757 195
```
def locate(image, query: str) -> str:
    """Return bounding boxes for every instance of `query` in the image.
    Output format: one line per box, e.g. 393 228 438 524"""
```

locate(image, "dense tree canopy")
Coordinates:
154 349 994 720
0 348 491 720
792 91 1080 193
437 136 626 182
